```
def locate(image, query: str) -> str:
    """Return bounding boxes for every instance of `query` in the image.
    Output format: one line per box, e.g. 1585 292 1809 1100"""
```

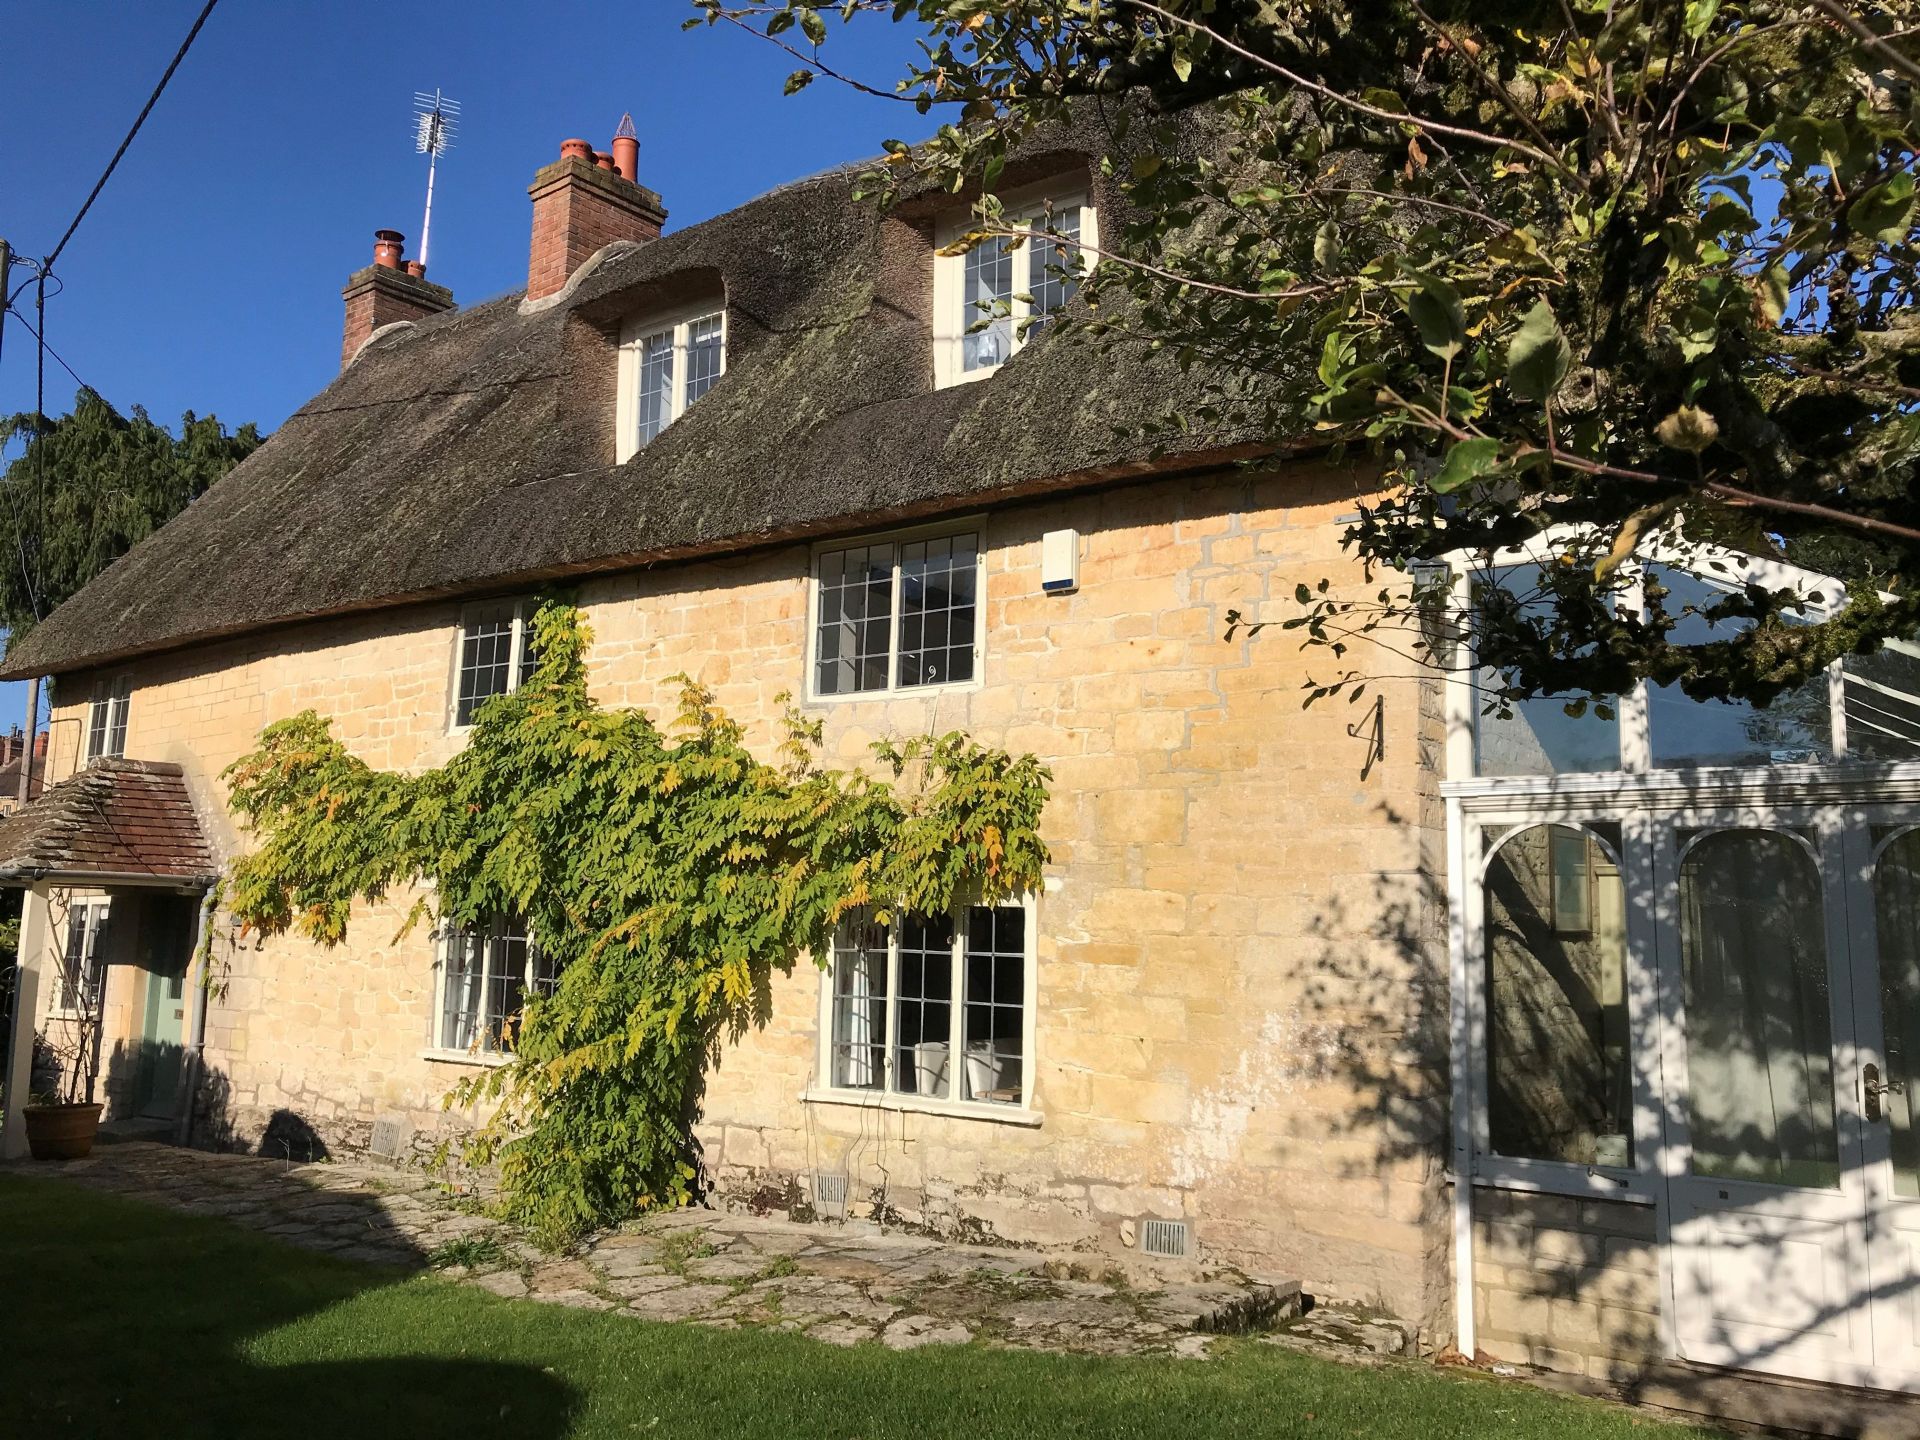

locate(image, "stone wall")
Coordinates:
40 460 1454 1327
1472 1188 1663 1379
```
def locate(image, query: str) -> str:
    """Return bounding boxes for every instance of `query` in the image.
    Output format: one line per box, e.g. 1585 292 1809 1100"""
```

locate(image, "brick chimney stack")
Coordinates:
525 116 666 303
340 229 455 369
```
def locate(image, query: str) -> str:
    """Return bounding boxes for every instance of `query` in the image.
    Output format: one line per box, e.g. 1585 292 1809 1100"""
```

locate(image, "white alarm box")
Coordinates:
1041 528 1080 593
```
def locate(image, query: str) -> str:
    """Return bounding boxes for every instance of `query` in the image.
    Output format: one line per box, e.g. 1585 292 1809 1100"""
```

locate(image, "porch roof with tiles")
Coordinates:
0 758 217 887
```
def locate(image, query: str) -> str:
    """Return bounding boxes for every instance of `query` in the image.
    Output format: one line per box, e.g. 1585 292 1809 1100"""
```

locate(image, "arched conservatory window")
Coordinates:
1484 822 1632 1167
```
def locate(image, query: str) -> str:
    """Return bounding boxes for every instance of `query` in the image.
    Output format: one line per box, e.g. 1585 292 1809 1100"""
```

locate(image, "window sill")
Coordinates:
936 363 1001 389
1463 1159 1655 1204
420 1047 512 1069
804 676 983 708
800 1087 1042 1128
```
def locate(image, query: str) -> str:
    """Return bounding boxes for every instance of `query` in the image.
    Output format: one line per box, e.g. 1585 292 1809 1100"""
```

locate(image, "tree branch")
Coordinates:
1122 0 1582 182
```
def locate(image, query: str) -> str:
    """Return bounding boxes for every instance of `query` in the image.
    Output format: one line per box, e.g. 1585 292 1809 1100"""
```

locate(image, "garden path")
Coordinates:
10 1141 1363 1359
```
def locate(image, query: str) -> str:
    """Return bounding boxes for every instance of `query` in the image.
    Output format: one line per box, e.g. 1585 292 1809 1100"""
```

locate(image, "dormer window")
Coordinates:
616 303 726 461
934 183 1095 388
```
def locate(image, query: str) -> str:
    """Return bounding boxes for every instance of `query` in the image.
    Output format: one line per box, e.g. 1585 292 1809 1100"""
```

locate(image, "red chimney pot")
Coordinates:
594 151 616 172
404 260 426 278
373 229 405 269
611 133 639 182
559 138 593 161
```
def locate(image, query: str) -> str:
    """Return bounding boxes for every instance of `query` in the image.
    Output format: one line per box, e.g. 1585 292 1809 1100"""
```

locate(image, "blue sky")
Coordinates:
0 0 936 724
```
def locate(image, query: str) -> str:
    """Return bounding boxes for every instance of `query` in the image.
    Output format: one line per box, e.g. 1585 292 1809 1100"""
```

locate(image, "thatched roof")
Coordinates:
0 759 216 885
1 112 1248 682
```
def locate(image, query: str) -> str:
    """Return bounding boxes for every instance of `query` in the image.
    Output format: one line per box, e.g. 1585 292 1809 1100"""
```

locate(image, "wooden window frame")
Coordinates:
615 301 728 462
805 517 988 704
933 180 1097 389
807 896 1041 1126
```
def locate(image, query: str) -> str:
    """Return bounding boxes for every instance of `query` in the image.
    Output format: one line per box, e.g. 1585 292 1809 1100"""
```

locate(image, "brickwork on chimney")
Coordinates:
340 265 455 370
526 154 667 302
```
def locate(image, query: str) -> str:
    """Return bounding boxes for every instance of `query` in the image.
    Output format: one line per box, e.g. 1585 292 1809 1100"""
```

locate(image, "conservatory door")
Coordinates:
1849 824 1920 1386
1662 821 1884 1386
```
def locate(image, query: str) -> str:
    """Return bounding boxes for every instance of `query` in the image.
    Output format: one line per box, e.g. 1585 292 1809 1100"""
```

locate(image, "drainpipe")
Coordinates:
174 887 216 1146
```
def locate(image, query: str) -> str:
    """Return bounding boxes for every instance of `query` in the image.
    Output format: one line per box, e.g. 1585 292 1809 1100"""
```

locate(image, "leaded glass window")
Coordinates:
437 916 554 1056
814 529 981 697
454 600 541 728
621 308 726 454
940 189 1094 386
825 903 1032 1107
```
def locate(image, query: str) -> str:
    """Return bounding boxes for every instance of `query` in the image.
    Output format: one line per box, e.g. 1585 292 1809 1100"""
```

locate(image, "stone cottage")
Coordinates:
5 109 1920 1399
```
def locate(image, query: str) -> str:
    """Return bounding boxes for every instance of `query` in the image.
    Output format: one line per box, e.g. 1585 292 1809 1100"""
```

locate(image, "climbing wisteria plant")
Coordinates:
697 0 1920 710
222 603 1049 1245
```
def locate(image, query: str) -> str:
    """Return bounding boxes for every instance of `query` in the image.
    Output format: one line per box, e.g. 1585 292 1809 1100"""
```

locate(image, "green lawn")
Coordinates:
0 1174 1720 1439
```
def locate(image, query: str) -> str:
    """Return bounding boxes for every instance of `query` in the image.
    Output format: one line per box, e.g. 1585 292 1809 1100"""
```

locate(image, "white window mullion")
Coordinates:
950 905 968 1100
888 547 905 692
671 320 688 423
1617 569 1652 774
507 604 527 684
885 924 903 1096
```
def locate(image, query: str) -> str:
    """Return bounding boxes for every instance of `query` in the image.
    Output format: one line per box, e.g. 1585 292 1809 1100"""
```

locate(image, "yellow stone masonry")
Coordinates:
40 463 1452 1329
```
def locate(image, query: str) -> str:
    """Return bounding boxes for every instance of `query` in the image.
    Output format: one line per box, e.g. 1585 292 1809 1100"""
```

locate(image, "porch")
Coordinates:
0 758 216 1157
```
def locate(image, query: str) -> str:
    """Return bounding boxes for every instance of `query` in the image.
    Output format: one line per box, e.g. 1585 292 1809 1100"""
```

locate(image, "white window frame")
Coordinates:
424 915 556 1066
805 517 988 704
1436 523 1920 1360
615 300 728 462
807 895 1041 1125
1441 525 1857 785
83 676 131 763
933 179 1097 389
55 897 110 1016
448 598 540 733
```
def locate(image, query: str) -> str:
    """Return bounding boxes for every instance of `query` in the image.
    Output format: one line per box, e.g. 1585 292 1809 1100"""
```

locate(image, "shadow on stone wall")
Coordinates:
0 1151 577 1436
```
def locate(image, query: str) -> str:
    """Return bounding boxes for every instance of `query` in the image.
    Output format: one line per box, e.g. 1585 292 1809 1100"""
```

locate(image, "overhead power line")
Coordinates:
43 0 221 274
3 305 95 400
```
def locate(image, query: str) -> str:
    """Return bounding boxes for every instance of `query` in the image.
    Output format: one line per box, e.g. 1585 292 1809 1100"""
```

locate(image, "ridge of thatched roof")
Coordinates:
2 109 1249 681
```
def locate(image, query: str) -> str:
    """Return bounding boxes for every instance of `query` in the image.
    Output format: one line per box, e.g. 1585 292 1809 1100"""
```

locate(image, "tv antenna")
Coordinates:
412 88 460 270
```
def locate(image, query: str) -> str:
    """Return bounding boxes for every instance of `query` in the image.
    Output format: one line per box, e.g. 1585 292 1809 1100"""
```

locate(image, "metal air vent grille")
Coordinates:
1141 1218 1191 1258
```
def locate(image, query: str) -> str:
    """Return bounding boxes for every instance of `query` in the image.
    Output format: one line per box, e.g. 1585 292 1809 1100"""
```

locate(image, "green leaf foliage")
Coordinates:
1505 301 1571 404
222 603 1050 1247
0 388 261 645
699 0 1920 709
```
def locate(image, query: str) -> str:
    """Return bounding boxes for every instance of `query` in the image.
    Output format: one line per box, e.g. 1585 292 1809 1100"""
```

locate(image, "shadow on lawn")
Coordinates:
0 1165 576 1439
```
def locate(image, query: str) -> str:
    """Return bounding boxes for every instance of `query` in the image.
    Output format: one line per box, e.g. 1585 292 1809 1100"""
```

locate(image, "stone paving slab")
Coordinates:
4 1141 1307 1359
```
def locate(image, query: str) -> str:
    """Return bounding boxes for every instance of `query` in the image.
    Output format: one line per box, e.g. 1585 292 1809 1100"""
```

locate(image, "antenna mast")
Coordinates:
413 88 460 270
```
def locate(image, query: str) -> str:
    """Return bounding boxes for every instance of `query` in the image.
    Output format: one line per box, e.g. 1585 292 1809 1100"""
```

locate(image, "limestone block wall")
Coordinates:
41 460 1453 1325
1472 1188 1663 1379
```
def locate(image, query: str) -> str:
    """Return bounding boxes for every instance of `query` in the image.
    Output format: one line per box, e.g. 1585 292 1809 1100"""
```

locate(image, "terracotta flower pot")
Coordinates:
23 1103 104 1161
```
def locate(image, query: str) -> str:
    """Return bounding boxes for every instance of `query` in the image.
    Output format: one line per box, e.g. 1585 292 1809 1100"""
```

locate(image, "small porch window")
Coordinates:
824 902 1032 1108
1484 822 1632 1168
1454 537 1879 778
84 677 131 763
435 916 555 1057
56 899 110 1015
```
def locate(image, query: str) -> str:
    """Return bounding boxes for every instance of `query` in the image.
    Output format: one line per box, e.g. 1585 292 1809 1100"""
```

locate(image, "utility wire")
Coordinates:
43 0 221 275
3 305 97 401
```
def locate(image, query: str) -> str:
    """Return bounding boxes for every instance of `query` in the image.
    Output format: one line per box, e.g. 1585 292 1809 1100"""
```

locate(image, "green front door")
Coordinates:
134 897 193 1119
